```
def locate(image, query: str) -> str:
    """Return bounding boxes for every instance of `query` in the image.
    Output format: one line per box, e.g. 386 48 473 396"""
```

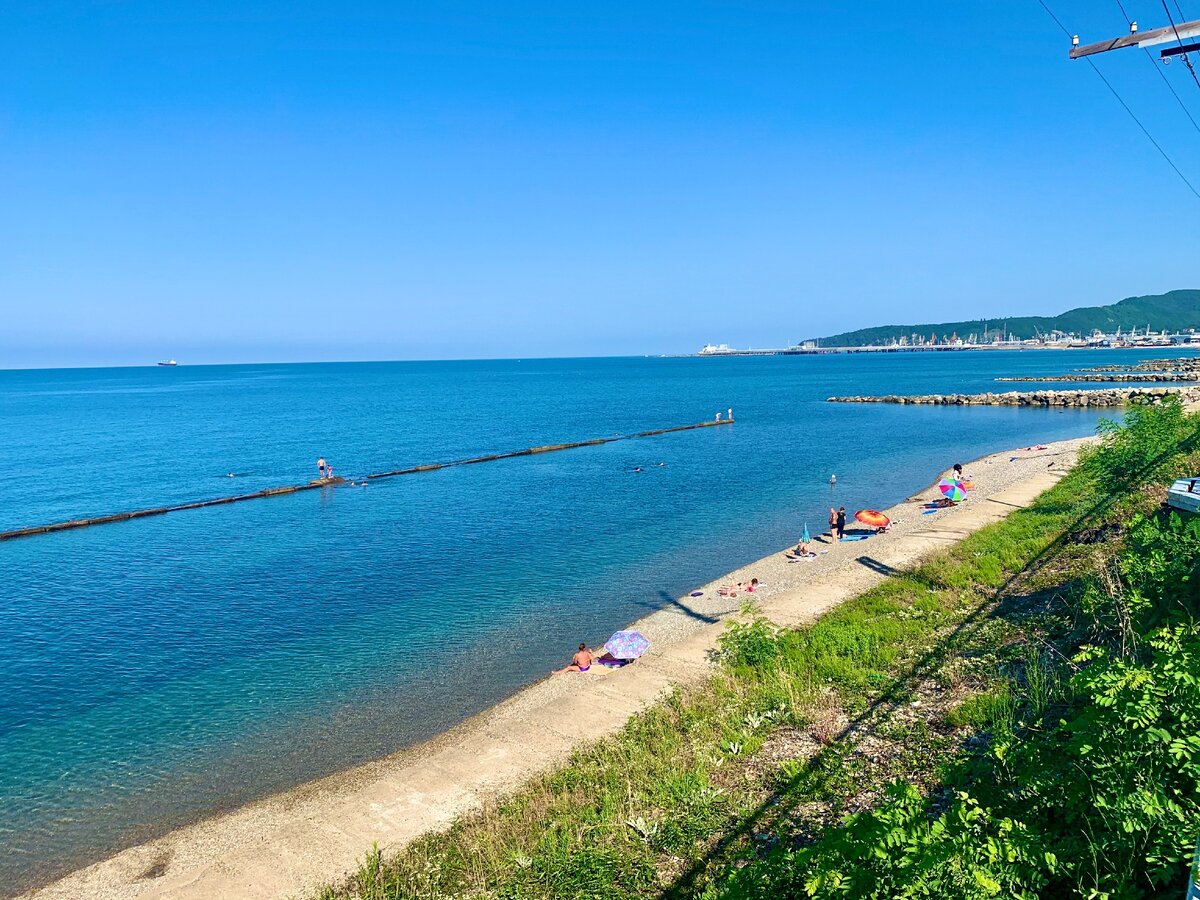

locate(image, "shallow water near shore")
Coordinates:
0 348 1190 894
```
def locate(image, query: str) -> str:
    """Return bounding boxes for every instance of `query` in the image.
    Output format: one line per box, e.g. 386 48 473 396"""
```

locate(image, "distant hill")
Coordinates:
813 289 1200 347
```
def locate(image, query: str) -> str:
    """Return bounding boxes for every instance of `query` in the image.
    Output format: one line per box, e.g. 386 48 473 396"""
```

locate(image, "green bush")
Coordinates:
1084 396 1197 490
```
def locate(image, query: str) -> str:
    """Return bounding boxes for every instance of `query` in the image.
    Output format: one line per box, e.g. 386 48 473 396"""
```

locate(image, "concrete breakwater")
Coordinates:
996 373 1198 383
0 418 733 542
827 387 1200 407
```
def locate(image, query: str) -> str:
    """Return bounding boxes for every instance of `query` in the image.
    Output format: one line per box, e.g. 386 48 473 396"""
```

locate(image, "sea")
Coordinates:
0 348 1188 894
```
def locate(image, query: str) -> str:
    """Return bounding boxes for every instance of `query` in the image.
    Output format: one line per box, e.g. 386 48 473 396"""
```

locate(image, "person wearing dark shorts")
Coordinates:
836 506 847 540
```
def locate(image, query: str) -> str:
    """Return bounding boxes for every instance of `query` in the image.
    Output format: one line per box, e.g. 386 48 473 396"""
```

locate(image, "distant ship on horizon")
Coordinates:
157 359 178 367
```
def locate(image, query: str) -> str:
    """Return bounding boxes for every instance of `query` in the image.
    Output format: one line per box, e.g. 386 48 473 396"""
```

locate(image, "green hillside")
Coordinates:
813 289 1200 346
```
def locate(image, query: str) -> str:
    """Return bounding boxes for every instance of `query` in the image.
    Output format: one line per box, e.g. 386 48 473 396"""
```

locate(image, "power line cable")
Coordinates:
1037 0 1072 37
1159 0 1200 93
1085 55 1200 197
1035 0 1200 200
1113 0 1200 134
1144 46 1200 133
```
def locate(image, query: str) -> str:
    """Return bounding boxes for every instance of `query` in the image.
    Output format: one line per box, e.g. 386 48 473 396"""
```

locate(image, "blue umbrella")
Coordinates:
801 523 811 543
604 630 651 660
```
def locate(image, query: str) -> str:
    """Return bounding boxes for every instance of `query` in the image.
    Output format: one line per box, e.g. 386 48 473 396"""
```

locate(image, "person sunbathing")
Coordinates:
594 650 633 668
552 643 594 675
718 583 743 597
785 542 816 560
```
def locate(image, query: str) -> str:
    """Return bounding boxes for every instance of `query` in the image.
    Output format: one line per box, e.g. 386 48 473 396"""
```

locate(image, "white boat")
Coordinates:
157 359 178 367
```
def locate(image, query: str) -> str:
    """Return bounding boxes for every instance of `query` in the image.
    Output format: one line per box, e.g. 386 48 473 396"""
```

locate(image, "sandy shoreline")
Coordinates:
18 436 1094 900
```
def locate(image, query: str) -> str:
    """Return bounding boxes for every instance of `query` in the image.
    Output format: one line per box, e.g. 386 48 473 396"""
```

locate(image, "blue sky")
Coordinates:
2 1 1198 366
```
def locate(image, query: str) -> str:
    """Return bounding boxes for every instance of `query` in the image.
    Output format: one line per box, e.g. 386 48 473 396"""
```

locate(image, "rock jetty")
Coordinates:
1083 357 1200 374
827 387 1200 407
996 373 1197 383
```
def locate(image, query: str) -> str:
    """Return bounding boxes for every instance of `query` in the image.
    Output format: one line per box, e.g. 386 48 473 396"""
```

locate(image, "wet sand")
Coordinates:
19 437 1092 900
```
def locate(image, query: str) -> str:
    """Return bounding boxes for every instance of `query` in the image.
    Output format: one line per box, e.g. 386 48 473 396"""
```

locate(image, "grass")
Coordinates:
318 400 1200 900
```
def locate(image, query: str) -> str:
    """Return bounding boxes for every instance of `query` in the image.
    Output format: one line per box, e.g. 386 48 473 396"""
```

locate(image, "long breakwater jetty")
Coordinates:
827 387 1200 407
0 418 734 542
995 373 1198 383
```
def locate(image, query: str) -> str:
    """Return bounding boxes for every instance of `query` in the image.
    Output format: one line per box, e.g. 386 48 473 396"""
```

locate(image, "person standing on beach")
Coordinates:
953 463 963 479
836 506 847 540
317 457 327 479
828 507 838 540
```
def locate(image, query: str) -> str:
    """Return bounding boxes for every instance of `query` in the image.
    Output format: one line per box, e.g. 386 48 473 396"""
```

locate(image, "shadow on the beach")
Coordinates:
628 590 720 625
658 425 1200 899
855 555 900 577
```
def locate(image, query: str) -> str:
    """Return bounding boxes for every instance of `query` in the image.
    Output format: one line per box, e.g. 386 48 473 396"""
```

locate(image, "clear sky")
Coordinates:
2 1 1198 367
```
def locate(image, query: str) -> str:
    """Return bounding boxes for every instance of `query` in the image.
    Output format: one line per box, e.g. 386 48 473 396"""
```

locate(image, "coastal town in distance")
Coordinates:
698 324 1200 356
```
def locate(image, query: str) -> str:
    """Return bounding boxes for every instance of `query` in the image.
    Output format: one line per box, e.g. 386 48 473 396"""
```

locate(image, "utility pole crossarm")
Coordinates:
1070 17 1200 58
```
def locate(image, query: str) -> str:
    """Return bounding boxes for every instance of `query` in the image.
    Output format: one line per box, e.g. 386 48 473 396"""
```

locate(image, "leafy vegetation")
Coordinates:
814 289 1200 346
320 398 1200 900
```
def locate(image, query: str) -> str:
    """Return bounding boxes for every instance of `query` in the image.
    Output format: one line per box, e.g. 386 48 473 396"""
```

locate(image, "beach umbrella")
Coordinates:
854 509 890 528
801 523 811 543
604 630 651 660
938 479 967 502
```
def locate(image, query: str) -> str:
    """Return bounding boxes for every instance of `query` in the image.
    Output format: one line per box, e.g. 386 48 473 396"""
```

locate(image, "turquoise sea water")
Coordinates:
0 349 1189 894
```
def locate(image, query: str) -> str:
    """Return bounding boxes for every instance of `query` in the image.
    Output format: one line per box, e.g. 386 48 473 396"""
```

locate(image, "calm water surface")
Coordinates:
0 349 1189 893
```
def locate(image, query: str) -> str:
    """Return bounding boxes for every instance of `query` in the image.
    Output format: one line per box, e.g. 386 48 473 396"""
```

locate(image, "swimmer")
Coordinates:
658 462 665 467
634 466 643 473
829 474 837 486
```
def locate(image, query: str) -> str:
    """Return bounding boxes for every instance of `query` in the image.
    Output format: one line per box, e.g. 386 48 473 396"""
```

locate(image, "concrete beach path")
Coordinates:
20 437 1091 900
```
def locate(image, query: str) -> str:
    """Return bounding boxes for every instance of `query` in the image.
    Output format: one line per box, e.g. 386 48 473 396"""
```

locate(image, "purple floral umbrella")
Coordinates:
604 630 651 660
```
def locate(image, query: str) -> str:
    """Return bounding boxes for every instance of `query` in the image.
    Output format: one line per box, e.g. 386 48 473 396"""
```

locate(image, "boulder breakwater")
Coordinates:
996 373 1197 383
827 387 1200 407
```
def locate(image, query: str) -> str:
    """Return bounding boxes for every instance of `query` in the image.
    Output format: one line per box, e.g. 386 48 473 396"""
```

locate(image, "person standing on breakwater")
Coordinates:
827 507 838 540
836 506 847 540
317 457 327 479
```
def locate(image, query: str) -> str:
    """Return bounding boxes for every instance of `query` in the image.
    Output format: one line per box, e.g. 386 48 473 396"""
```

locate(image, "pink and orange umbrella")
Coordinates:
855 509 890 528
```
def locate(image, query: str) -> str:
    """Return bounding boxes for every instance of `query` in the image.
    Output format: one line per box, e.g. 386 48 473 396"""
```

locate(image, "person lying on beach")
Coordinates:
785 542 816 560
925 498 955 509
594 650 634 667
552 643 594 675
718 583 745 597
745 578 760 592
